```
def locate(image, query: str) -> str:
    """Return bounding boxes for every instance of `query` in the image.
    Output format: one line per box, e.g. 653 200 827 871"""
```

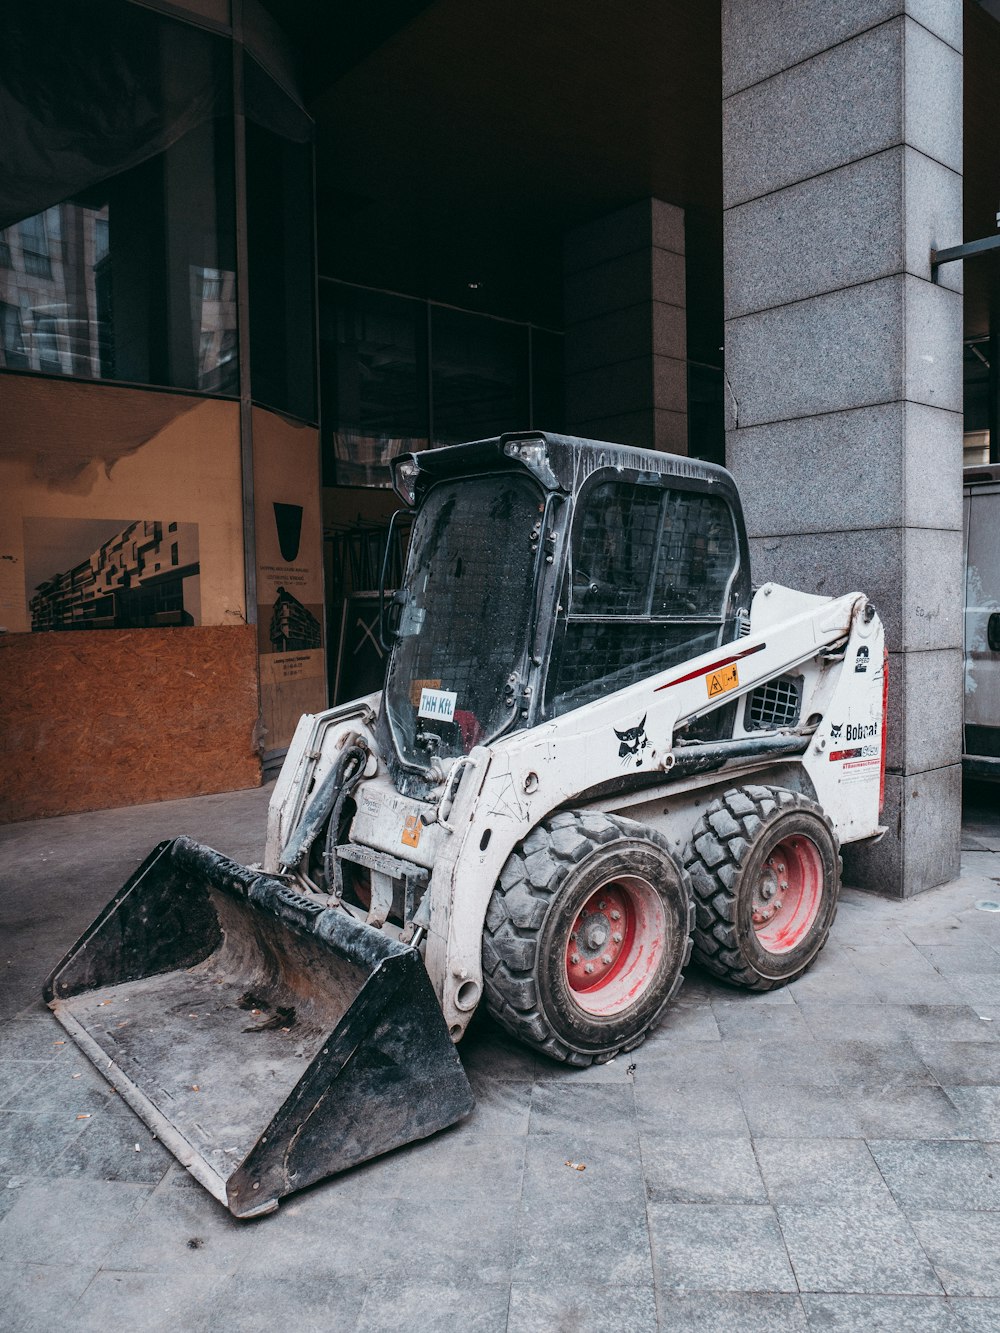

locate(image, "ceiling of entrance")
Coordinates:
269 0 1000 340
299 0 722 334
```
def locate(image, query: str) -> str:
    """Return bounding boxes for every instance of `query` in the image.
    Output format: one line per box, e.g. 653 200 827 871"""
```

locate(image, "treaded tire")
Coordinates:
685 785 841 991
482 811 694 1066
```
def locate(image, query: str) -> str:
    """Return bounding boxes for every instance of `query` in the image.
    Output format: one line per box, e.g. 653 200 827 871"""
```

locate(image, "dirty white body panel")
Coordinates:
264 583 885 1040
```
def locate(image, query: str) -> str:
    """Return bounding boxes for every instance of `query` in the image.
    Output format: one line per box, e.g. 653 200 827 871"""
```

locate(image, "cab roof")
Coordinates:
391 431 738 505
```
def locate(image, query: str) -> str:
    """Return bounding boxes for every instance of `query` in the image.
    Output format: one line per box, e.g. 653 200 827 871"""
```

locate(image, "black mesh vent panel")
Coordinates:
745 675 803 731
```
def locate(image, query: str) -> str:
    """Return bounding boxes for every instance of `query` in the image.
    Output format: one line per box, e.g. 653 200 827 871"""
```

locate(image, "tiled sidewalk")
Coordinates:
1 783 999 1331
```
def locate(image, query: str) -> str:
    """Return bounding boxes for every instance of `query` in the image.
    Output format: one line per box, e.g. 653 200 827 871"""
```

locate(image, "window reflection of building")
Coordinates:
0 173 240 393
0 2 239 398
19 212 51 278
0 204 107 378
192 266 238 393
0 300 28 369
29 521 200 632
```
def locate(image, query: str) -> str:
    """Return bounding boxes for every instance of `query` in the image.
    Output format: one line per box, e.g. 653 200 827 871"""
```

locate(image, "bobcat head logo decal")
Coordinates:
830 722 843 740
614 714 649 767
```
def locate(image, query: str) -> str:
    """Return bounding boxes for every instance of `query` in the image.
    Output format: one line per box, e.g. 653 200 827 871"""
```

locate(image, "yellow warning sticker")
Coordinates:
706 663 739 698
401 813 422 848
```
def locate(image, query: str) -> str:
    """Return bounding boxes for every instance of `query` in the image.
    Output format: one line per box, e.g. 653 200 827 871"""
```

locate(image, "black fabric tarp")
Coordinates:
0 0 228 230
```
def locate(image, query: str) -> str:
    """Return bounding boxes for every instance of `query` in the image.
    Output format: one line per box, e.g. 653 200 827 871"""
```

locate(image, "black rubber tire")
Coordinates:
482 811 695 1065
685 785 841 991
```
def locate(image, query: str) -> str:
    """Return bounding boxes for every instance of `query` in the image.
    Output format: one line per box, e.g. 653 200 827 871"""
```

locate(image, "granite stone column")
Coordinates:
722 3 964 895
563 199 687 453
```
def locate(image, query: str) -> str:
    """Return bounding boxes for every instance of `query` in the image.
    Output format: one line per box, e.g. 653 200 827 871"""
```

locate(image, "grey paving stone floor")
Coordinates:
1 781 999 1330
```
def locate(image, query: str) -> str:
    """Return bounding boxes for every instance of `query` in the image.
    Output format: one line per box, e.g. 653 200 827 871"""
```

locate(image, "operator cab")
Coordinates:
377 432 752 796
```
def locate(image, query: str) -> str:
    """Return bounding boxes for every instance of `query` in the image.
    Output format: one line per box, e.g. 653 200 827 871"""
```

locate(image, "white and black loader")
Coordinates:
46 432 887 1216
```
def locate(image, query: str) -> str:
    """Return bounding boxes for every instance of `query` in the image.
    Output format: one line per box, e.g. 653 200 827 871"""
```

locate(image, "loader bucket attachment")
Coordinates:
44 837 473 1218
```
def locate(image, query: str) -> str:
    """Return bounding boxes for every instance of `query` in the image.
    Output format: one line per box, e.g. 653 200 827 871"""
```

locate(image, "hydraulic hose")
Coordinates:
323 754 369 901
278 740 369 874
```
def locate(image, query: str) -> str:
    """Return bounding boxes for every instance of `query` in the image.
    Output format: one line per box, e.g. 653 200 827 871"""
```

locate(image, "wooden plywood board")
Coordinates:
0 626 261 823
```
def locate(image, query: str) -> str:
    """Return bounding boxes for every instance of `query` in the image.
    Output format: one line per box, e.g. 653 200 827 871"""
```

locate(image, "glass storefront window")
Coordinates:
320 279 562 485
321 284 429 486
431 306 529 446
245 53 317 424
0 2 236 395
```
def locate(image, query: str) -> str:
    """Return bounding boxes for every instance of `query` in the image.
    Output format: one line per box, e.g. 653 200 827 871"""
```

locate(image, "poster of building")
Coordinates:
23 516 201 630
0 388 245 637
253 409 326 751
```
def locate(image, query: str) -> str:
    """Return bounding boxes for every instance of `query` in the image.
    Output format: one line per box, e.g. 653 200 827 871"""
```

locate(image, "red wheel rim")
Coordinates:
751 835 824 954
564 876 667 1017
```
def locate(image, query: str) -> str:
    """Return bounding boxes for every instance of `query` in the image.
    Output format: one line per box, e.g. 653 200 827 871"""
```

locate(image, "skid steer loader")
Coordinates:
46 432 886 1217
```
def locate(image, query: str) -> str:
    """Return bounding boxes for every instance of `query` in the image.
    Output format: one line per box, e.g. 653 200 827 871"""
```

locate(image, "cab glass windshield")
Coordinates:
383 473 543 769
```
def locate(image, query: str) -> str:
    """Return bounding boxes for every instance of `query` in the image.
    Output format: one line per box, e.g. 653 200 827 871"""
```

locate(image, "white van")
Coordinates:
964 464 1000 780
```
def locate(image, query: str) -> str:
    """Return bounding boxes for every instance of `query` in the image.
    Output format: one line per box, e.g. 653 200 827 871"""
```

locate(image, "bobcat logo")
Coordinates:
614 714 649 768
830 722 843 740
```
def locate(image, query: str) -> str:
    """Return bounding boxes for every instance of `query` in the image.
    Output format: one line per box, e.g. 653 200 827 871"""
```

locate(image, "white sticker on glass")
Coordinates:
418 687 457 721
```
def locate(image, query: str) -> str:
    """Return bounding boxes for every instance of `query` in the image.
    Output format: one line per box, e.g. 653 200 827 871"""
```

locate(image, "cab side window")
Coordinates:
550 480 739 715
